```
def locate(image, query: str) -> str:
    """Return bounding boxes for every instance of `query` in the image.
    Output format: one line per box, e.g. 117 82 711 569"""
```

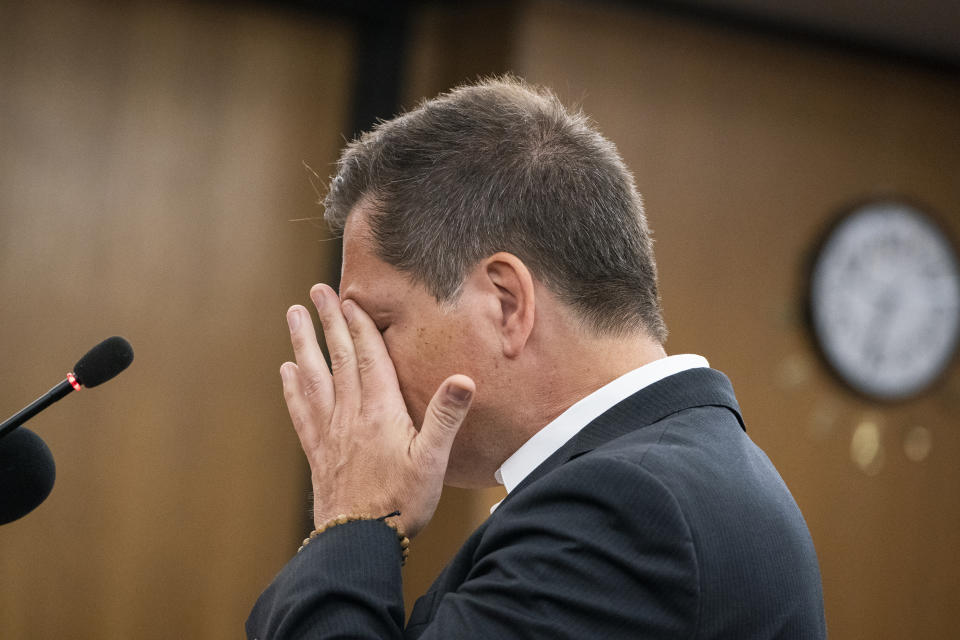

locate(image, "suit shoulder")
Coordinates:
497 405 826 638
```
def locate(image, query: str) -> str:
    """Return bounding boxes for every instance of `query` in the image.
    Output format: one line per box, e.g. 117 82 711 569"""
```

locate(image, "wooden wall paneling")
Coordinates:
403 3 519 108
0 1 354 638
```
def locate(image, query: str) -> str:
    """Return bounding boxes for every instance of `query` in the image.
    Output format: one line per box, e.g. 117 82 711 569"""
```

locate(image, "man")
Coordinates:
247 77 826 639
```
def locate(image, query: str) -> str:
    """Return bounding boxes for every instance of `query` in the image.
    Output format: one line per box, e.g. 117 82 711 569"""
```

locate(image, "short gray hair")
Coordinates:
324 76 667 342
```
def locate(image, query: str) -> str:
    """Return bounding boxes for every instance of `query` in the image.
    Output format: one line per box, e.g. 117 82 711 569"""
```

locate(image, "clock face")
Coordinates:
809 201 960 401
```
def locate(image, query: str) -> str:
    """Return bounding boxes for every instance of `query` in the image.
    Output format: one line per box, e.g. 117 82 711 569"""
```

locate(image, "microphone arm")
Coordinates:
0 336 133 441
0 376 79 441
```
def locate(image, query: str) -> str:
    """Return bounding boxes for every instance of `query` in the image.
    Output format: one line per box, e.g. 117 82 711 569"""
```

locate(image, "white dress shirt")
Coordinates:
491 354 709 512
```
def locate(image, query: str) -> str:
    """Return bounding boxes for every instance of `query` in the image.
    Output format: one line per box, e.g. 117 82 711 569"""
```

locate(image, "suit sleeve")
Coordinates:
247 456 699 640
246 519 406 640
411 456 700 639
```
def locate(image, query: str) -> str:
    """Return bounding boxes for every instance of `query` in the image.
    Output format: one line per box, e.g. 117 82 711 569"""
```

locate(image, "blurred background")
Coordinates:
1 0 958 637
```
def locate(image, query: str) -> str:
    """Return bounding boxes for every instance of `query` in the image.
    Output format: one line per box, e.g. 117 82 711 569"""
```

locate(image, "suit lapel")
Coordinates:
502 367 744 506
406 368 744 635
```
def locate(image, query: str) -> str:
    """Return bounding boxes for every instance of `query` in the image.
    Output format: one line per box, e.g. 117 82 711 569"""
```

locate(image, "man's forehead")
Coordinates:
339 219 366 289
342 203 374 247
339 204 388 300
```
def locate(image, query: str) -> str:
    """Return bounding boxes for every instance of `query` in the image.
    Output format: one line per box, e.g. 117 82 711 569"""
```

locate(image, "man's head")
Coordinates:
327 77 667 487
325 76 666 341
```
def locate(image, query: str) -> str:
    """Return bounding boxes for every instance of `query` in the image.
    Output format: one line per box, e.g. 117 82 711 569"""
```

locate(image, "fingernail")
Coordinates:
341 300 355 323
287 308 301 331
447 385 472 403
279 364 291 382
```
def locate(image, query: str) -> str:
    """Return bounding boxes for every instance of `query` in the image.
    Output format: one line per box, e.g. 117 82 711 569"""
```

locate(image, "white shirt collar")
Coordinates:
491 354 709 512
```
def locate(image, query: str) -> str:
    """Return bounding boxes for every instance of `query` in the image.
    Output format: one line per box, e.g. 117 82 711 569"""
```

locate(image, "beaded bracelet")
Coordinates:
298 510 410 565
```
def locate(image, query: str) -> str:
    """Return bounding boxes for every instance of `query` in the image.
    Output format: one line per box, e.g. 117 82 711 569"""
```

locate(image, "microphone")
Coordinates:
0 336 134 441
0 427 56 525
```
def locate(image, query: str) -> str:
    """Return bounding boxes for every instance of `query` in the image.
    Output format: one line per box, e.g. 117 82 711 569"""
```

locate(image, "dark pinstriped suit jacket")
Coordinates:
247 368 827 639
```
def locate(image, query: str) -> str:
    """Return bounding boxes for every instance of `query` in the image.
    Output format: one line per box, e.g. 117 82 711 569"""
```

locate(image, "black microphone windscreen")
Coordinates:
0 427 56 525
73 336 134 388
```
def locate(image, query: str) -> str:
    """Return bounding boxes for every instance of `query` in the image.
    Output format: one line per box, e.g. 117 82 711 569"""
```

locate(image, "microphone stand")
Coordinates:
0 377 77 441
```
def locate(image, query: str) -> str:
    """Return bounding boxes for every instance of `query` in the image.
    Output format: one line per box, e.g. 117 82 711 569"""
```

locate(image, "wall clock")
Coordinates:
808 200 960 401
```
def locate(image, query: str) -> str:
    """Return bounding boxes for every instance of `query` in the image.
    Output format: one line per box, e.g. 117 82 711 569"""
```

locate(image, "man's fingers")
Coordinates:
310 284 361 411
279 362 322 449
341 299 403 402
415 375 475 469
286 302 336 430
286 305 329 379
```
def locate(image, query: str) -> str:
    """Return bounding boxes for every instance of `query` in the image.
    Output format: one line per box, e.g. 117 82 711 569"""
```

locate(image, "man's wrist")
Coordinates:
299 512 411 564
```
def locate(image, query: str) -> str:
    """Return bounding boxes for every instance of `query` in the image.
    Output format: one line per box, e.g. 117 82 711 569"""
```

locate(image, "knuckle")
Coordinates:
414 444 439 469
282 383 299 402
288 411 309 434
316 308 334 330
355 350 377 376
289 330 307 350
429 401 463 429
327 346 354 374
302 373 329 399
286 407 318 444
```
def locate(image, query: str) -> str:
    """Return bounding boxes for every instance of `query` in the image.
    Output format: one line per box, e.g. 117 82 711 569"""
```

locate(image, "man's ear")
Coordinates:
482 252 535 358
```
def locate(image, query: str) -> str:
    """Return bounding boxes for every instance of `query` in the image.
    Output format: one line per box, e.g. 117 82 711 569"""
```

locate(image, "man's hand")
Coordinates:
280 283 475 539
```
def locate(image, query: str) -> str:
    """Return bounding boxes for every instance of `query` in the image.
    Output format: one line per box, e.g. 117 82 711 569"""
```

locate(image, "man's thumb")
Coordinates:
418 374 475 462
